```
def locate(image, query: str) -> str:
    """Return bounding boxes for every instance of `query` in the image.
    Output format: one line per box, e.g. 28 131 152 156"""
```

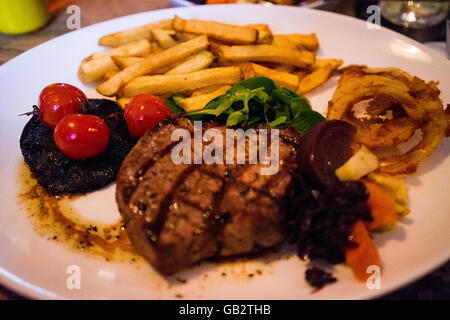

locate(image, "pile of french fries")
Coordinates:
78 16 343 113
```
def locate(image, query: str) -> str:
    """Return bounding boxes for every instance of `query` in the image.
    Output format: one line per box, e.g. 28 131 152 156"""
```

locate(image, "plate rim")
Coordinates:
0 4 449 300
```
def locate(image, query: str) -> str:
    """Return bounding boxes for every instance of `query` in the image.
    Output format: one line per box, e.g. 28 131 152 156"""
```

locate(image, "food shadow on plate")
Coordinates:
164 242 297 286
372 221 408 249
408 138 450 182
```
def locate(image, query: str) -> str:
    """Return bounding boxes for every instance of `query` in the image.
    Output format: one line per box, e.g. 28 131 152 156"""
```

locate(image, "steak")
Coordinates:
116 116 300 274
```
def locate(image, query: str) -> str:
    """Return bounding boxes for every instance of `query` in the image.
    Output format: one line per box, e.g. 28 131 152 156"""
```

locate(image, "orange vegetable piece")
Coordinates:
364 181 397 231
345 220 381 282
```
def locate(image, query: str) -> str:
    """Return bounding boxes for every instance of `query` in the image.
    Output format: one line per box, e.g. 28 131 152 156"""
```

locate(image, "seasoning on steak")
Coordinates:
20 99 136 195
116 116 300 275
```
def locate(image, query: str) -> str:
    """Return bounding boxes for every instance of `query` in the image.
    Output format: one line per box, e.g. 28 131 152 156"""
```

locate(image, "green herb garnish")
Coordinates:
164 94 186 114
187 77 324 136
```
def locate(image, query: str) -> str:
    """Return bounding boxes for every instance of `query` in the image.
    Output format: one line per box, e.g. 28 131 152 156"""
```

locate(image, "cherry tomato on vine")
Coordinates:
39 83 88 128
54 114 110 160
124 94 171 138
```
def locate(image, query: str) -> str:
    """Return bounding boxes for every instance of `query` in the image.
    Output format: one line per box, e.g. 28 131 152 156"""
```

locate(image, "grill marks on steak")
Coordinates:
116 116 299 274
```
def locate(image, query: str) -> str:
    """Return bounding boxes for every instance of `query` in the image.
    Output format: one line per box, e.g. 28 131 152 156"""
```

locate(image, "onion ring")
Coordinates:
327 65 448 175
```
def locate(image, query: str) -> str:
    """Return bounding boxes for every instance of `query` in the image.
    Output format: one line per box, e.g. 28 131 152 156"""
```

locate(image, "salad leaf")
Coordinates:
164 94 185 114
292 110 326 136
186 77 325 136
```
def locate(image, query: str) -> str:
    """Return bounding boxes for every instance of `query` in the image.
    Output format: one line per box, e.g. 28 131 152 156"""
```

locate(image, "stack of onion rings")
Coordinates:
327 65 449 175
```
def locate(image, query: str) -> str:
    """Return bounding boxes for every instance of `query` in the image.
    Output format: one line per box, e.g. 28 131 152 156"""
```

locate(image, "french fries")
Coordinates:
240 63 299 91
92 39 152 59
123 66 241 97
293 69 308 81
166 50 214 75
98 19 172 47
104 69 120 81
97 35 209 96
111 55 144 69
298 64 333 95
111 55 176 74
180 85 231 113
78 56 119 83
266 63 296 74
151 29 178 49
191 84 229 97
217 44 315 68
81 16 341 107
173 15 258 45
311 58 343 70
273 33 319 51
247 24 273 44
271 36 297 49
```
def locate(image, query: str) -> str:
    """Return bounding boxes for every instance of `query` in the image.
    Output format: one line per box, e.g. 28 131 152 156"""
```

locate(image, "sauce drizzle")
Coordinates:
17 161 140 263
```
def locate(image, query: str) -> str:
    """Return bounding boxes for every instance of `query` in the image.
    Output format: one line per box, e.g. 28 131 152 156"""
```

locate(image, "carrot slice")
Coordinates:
364 181 397 231
345 220 381 282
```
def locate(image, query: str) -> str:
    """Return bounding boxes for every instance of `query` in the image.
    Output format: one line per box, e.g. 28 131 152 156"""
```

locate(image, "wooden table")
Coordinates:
1 0 448 300
0 0 171 65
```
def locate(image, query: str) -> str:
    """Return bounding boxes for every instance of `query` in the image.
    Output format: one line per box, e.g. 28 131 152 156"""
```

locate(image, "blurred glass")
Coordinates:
380 1 449 29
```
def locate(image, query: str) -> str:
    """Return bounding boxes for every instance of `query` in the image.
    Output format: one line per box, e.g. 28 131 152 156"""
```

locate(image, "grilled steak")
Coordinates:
116 116 300 274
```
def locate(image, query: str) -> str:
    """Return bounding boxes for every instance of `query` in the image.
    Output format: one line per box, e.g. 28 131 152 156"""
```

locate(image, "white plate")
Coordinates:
170 0 326 8
0 4 449 300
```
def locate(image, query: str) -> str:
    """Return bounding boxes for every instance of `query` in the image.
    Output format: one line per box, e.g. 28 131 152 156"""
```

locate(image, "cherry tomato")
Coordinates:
39 83 88 128
54 114 110 160
124 94 171 138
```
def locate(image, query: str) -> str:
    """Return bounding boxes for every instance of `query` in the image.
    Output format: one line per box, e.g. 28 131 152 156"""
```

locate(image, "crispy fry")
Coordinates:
191 84 229 97
312 58 343 70
298 64 333 94
165 50 214 75
111 55 176 74
111 55 144 69
98 19 172 47
78 56 119 83
174 32 199 42
123 66 241 97
271 36 297 49
217 44 315 68
238 62 255 80
214 59 242 67
240 63 299 91
264 63 296 73
97 35 209 96
92 39 152 60
180 85 231 113
104 69 119 80
151 28 178 49
293 69 309 81
173 15 258 45
246 24 273 44
273 33 319 51
112 56 143 69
